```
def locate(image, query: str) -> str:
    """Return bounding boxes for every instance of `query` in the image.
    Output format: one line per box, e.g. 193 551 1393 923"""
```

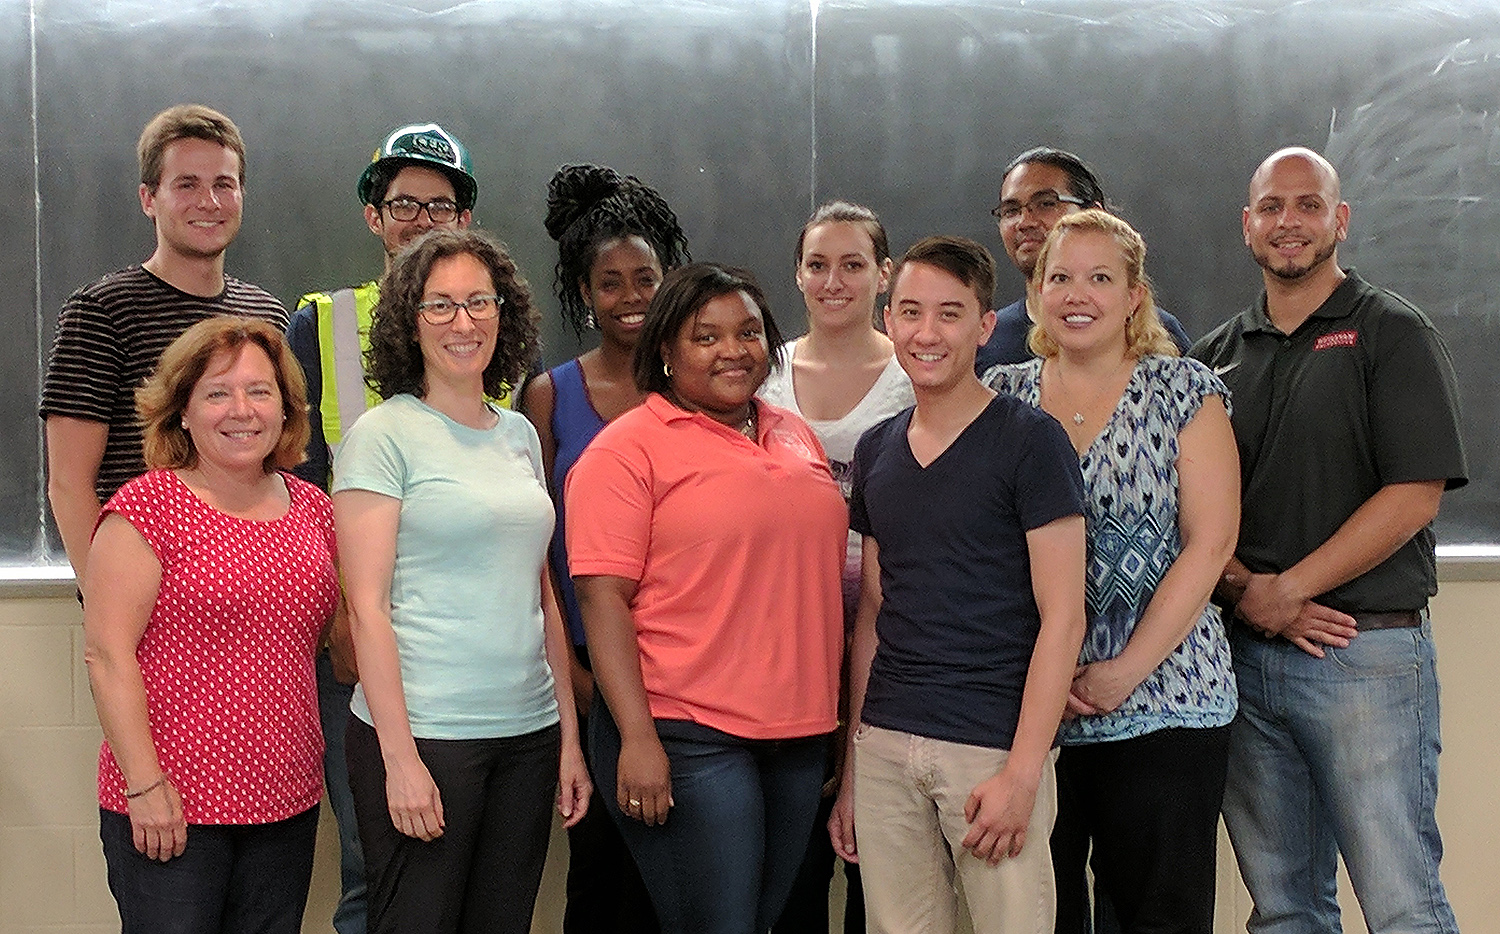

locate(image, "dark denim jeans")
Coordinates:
316 648 366 934
589 698 827 934
100 804 319 934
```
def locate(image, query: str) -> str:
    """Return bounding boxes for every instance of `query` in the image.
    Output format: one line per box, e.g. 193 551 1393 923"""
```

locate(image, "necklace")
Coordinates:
1048 355 1133 427
738 405 758 439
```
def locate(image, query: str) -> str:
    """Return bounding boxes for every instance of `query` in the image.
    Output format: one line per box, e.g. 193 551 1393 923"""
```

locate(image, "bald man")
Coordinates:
1191 148 1465 934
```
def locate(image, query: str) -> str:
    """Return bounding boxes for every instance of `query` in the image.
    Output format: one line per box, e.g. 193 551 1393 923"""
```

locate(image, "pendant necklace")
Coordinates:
1049 355 1132 428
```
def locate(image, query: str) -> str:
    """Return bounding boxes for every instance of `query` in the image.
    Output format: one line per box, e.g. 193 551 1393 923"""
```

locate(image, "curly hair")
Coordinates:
364 228 539 400
545 163 690 336
1026 209 1178 359
137 316 309 472
632 263 785 395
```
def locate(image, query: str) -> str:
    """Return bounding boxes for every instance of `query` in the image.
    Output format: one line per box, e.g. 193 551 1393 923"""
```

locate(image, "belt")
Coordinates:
1351 610 1421 631
1235 608 1421 640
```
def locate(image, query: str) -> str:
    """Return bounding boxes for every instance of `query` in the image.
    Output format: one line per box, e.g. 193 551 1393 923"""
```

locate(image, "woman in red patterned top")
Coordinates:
82 316 339 934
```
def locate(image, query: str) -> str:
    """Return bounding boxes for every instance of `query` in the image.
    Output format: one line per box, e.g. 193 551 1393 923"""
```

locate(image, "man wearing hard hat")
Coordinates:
284 122 478 934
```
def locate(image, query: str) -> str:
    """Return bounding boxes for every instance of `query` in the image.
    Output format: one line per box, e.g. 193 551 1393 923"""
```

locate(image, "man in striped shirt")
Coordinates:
40 104 287 583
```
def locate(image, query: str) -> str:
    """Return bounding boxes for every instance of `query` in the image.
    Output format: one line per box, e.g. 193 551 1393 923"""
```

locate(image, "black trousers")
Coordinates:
346 714 560 934
1052 725 1231 934
563 710 659 934
772 791 865 934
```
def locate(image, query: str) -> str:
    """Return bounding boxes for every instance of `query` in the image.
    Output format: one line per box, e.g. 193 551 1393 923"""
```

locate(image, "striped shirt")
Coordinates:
40 264 288 503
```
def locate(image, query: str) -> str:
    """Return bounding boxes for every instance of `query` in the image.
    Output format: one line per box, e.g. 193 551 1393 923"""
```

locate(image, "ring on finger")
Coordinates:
628 798 642 808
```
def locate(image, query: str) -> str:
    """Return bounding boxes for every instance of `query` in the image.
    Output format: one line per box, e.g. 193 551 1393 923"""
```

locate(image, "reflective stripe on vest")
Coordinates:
311 282 382 452
330 288 367 442
310 280 515 456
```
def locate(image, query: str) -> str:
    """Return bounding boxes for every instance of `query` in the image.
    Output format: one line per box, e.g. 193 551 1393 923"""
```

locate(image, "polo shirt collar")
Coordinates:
1244 267 1364 334
644 391 782 436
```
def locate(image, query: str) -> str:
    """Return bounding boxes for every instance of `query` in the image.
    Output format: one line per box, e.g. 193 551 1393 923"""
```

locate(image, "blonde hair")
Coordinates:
137 316 309 472
1026 209 1178 359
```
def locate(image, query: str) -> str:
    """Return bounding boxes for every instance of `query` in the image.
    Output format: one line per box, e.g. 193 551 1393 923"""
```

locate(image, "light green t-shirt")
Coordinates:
334 393 559 739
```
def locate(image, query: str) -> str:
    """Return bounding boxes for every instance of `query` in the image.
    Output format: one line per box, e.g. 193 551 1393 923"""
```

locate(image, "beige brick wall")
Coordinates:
3 579 1495 934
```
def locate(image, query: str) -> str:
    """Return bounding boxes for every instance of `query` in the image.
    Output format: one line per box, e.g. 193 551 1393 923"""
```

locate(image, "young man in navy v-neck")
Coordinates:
829 235 1087 934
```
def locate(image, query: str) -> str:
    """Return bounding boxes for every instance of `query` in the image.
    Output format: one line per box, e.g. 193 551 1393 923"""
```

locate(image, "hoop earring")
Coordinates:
663 362 673 378
585 309 597 330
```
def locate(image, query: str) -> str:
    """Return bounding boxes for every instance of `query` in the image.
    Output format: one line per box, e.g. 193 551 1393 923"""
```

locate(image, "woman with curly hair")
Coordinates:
521 163 689 934
334 228 591 934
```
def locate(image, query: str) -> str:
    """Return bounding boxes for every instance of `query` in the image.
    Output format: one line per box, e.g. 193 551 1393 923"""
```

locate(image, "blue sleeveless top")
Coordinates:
548 358 609 646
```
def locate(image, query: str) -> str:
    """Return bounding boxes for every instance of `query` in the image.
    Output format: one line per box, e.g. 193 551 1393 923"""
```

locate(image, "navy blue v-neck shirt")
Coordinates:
850 394 1084 750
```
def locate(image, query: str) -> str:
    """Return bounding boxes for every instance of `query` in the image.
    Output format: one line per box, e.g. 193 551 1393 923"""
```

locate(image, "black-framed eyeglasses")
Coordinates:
417 294 503 325
991 190 1087 221
381 197 461 223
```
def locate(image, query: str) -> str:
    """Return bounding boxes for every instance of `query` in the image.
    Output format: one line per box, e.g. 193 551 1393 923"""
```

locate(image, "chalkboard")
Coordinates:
7 0 1498 566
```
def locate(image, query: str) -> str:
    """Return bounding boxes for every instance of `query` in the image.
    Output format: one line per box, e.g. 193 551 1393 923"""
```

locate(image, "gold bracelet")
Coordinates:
124 775 166 799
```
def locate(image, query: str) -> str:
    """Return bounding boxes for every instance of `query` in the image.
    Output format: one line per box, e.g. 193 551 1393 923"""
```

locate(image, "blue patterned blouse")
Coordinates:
984 354 1237 743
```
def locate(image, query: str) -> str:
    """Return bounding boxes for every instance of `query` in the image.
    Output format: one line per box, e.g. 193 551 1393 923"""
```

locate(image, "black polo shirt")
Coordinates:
1190 270 1466 614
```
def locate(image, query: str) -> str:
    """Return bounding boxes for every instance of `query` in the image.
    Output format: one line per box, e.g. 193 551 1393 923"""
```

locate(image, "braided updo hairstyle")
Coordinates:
544 164 691 336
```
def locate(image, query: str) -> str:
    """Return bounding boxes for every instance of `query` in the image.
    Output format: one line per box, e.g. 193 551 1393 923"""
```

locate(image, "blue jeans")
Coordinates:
590 700 828 934
100 804 319 934
1222 617 1459 934
318 649 367 934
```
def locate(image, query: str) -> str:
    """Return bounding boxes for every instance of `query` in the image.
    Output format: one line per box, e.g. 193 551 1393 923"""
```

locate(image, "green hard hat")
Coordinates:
357 123 477 211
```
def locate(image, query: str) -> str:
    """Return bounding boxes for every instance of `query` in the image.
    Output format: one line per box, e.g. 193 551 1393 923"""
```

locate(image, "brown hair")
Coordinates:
137 316 309 472
891 235 996 310
795 200 891 266
137 104 246 193
1026 209 1177 359
365 228 538 400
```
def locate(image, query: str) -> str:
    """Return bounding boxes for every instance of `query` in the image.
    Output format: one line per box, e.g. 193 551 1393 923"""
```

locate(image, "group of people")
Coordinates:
39 101 1466 934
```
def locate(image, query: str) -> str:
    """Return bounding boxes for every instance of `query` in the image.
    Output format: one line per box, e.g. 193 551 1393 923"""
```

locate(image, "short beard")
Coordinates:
1255 239 1337 282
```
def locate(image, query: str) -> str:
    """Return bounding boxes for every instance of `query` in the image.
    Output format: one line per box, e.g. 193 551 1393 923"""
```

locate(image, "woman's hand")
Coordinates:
617 735 673 826
384 754 445 841
1067 658 1143 716
558 739 592 828
127 778 186 861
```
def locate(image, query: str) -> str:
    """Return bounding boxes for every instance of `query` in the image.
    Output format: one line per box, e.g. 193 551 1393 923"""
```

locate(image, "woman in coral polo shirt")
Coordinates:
566 263 848 934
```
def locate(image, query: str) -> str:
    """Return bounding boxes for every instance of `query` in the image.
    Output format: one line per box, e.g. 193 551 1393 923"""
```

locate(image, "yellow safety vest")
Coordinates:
305 282 383 452
302 281 513 454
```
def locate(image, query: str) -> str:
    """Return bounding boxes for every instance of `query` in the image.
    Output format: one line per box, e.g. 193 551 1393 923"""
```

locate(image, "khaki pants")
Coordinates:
853 724 1058 934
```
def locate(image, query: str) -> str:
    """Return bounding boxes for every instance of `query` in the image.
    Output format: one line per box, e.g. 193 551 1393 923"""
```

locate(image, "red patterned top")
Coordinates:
94 469 338 824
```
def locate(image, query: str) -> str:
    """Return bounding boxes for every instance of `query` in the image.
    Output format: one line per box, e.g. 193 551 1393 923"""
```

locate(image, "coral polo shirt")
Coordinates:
566 392 847 740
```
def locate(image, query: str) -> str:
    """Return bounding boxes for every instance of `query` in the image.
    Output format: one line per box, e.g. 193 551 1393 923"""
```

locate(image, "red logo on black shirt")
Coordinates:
1314 330 1358 351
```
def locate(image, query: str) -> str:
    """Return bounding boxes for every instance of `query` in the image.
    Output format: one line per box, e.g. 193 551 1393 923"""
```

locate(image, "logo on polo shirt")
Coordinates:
1314 330 1358 351
770 426 818 464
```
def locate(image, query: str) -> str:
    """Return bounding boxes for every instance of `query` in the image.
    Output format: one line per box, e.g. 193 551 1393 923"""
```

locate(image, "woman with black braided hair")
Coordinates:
520 163 689 934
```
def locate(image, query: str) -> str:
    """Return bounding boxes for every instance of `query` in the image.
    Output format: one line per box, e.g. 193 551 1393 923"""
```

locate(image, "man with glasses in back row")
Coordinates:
977 147 1192 374
977 146 1196 934
284 121 479 934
